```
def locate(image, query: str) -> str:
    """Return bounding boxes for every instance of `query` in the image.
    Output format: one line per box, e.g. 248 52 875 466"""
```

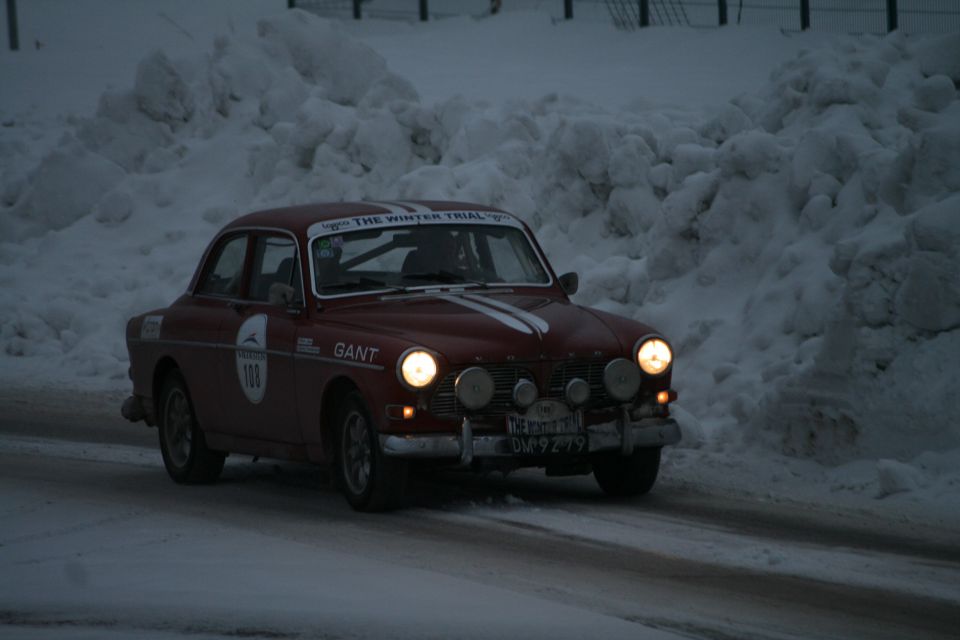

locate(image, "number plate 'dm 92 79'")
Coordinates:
506 407 586 456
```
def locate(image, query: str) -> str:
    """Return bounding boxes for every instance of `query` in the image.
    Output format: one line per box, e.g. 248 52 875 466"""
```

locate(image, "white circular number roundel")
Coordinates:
235 314 268 404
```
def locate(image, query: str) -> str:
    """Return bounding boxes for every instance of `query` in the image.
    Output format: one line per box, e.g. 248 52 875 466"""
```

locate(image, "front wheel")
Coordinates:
158 371 225 484
592 447 661 497
336 391 407 512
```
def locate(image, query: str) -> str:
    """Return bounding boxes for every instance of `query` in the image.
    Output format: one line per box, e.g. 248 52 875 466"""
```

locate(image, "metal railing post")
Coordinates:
887 0 898 31
565 0 573 20
420 0 428 21
718 0 727 25
6 0 19 51
800 0 810 30
639 0 650 27
353 0 362 19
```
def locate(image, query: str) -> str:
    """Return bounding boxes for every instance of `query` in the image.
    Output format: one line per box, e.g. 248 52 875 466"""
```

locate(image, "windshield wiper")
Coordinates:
319 277 406 294
403 270 490 289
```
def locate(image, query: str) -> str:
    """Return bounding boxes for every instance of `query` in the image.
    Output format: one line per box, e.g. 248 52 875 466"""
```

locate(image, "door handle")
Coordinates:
228 301 249 314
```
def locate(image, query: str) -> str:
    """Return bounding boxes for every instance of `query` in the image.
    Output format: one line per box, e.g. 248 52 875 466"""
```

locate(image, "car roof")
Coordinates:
224 200 517 236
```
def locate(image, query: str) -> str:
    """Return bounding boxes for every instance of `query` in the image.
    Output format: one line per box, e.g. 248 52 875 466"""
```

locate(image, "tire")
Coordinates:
336 390 408 512
592 447 661 497
158 371 225 484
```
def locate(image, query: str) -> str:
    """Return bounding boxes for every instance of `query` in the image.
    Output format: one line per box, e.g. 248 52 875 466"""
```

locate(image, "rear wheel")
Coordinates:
336 391 407 511
158 371 225 484
592 447 661 497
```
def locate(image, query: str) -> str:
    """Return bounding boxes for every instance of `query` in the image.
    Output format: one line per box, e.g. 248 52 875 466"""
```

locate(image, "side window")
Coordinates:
197 235 248 297
249 235 302 304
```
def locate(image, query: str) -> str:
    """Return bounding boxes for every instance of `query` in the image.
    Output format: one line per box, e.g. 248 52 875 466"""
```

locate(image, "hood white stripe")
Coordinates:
464 294 550 334
393 200 432 213
365 200 412 214
439 295 533 335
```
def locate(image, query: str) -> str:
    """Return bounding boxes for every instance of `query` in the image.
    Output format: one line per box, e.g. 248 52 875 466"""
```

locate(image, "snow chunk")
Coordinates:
3 136 125 240
913 33 960 82
876 459 925 498
913 75 955 113
256 10 417 106
717 130 781 179
134 51 195 126
908 193 960 257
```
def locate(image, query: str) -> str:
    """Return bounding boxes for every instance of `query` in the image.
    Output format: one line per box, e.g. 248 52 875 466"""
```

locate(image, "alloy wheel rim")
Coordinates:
342 410 372 495
164 388 193 468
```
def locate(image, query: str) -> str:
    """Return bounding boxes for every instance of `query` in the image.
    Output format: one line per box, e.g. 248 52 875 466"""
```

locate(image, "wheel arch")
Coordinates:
152 356 182 411
319 375 361 464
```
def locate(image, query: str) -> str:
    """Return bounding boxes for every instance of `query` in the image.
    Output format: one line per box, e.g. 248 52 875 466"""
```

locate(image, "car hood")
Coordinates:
323 291 640 364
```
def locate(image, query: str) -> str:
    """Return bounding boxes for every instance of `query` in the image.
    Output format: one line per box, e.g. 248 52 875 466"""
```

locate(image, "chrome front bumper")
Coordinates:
379 416 681 465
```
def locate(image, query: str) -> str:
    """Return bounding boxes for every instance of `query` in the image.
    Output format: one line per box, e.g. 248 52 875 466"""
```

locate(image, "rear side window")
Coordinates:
249 236 303 304
197 235 248 297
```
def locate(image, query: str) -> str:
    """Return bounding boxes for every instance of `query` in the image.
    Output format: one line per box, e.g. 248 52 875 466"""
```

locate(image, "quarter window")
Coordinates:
249 236 302 304
197 235 248 297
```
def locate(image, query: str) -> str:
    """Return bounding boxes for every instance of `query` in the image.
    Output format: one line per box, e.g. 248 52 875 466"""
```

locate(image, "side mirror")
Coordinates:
558 272 579 296
268 283 297 307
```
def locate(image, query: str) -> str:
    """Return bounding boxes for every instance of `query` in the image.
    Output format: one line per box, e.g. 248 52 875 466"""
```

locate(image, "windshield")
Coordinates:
310 224 550 296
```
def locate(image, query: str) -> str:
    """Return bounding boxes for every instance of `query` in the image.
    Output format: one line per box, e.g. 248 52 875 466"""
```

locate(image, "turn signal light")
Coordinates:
386 405 417 420
657 390 678 405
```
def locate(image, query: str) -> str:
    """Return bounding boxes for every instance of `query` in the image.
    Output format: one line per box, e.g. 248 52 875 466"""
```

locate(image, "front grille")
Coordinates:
430 364 536 419
430 359 620 419
547 360 613 409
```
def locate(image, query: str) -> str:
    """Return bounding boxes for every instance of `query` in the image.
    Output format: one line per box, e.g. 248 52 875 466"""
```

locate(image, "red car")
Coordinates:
122 201 680 511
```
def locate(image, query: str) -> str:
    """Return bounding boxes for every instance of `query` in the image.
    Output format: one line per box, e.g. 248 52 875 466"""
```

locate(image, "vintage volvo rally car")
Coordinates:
122 201 681 511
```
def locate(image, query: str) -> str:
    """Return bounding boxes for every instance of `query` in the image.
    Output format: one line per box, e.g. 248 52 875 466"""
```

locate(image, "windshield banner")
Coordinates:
307 210 523 237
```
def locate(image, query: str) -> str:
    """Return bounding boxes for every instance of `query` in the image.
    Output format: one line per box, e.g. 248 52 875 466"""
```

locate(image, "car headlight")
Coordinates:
398 349 438 389
636 337 672 376
604 358 641 402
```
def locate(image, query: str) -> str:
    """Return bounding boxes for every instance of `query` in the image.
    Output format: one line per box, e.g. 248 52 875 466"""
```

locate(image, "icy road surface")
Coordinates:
1 392 959 640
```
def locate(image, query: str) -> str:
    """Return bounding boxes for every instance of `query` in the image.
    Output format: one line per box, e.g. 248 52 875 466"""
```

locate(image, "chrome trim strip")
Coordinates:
293 353 385 371
127 338 290 358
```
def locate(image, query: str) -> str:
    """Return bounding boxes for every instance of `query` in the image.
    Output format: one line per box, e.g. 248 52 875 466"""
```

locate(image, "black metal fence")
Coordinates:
290 0 960 34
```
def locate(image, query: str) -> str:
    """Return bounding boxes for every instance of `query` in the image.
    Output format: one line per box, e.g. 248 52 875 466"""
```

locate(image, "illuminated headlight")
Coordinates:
513 379 538 409
455 367 495 410
604 358 641 402
565 378 590 406
636 337 673 376
398 349 438 390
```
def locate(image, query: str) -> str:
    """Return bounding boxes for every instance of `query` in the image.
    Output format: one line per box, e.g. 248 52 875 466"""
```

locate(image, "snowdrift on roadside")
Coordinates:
1 11 958 469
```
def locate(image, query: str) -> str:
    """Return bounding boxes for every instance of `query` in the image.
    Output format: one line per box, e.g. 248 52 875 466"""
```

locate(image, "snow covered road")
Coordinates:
2 393 958 640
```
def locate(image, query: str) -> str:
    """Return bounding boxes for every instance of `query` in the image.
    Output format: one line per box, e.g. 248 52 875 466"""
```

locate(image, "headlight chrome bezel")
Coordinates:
634 335 673 377
397 347 439 391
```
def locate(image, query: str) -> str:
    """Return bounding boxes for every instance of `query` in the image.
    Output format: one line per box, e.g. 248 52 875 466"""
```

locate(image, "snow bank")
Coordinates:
1 13 958 470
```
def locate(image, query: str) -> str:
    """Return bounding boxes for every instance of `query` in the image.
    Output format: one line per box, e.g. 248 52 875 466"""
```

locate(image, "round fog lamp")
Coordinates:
565 378 590 406
604 358 641 402
399 349 438 389
637 338 672 376
455 367 495 411
513 379 538 409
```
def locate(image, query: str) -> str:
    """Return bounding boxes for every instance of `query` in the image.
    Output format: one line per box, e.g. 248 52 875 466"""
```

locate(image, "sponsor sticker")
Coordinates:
140 315 163 340
235 314 268 404
334 342 380 364
296 336 320 356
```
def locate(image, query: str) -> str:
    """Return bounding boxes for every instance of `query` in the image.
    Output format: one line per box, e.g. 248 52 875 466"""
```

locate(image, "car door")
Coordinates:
216 231 306 444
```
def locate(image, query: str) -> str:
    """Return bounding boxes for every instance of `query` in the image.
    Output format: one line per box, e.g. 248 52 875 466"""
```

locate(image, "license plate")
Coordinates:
509 434 588 456
506 411 583 436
